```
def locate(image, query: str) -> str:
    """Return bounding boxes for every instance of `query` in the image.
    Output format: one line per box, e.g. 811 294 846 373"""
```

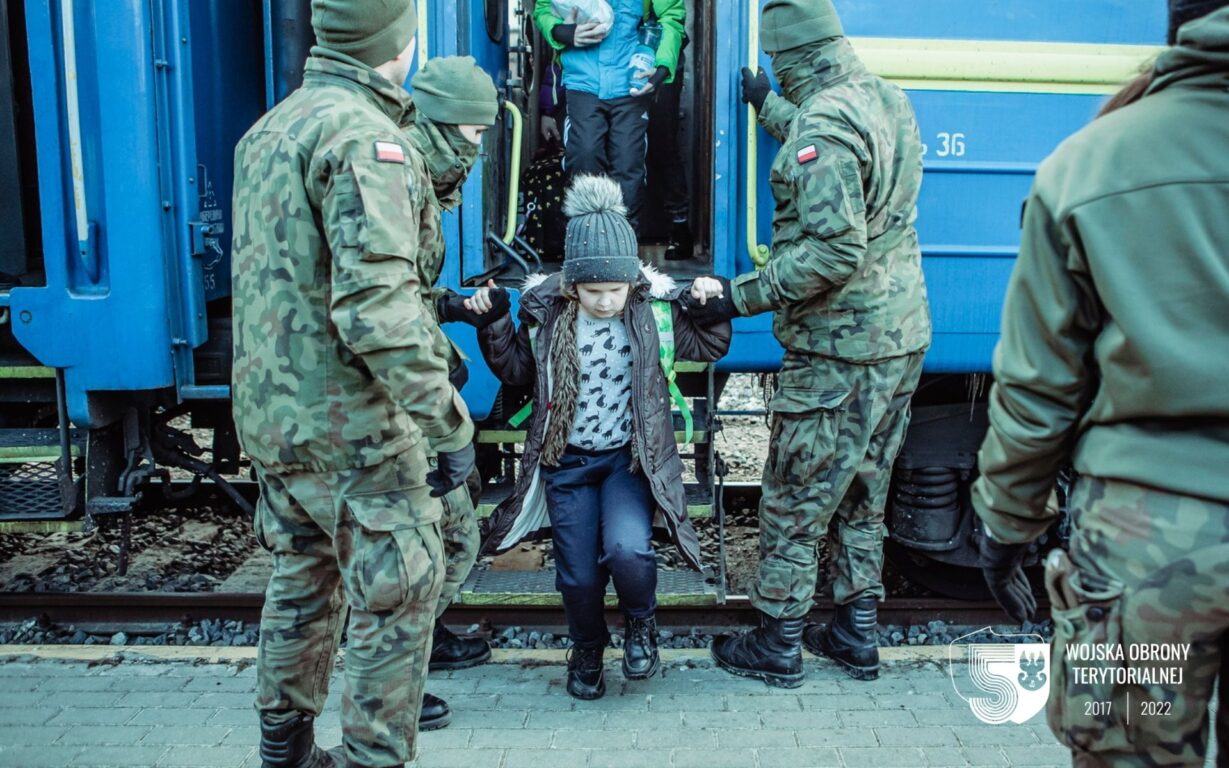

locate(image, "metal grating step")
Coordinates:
0 428 83 525
457 567 718 606
476 481 713 519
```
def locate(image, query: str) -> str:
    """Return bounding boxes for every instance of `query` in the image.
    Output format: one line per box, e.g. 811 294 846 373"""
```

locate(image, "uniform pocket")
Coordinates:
767 386 847 485
1045 551 1132 753
340 496 445 615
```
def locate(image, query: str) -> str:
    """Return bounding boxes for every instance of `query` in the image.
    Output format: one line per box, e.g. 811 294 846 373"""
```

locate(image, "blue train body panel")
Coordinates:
10 0 1166 428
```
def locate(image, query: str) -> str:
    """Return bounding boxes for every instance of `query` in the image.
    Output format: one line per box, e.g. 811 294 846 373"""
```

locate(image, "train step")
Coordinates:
476 480 715 519
457 567 718 607
0 427 84 532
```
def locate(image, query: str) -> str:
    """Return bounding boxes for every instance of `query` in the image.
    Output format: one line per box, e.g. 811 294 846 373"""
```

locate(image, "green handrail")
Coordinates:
746 9 770 269
502 101 524 245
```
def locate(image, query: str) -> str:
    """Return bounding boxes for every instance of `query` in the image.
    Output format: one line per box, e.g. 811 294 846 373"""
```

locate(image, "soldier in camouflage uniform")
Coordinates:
973 2 1229 764
688 0 930 687
401 56 502 676
230 1 476 765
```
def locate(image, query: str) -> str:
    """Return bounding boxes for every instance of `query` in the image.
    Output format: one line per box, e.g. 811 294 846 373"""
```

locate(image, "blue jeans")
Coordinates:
541 444 657 649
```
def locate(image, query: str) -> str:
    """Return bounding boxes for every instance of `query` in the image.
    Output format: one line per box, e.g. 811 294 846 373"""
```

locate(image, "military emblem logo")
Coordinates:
948 627 1050 725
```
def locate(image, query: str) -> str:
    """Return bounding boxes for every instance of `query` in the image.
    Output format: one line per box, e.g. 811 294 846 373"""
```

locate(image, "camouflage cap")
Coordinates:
311 0 417 67
760 0 844 53
412 56 500 126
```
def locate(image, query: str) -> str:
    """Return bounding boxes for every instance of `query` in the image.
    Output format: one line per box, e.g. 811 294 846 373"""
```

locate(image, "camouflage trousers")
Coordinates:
749 351 924 619
1045 476 1229 767
433 463 482 619
253 443 444 768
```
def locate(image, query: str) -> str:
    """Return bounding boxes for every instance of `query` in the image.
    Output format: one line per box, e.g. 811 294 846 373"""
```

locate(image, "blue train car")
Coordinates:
0 1 1163 591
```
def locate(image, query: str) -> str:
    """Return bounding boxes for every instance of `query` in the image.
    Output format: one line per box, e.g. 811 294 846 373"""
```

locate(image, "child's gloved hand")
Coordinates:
631 66 668 97
682 275 739 325
690 276 728 305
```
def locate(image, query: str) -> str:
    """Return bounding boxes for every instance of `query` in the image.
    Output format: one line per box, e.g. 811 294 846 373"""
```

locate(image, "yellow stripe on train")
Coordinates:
850 37 1165 94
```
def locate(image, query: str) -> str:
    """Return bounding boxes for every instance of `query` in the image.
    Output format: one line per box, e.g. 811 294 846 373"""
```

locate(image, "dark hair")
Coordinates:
1096 70 1156 118
1169 0 1229 44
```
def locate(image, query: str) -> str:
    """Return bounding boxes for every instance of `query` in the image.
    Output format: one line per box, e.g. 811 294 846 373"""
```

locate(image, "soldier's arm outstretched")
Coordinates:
320 136 474 454
972 192 1100 545
732 136 869 316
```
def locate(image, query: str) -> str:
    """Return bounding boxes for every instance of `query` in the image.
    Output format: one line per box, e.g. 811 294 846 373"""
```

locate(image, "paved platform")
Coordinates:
0 645 1216 768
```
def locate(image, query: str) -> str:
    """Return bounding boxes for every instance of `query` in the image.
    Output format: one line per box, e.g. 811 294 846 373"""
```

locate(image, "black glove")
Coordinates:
681 275 740 326
639 65 669 94
426 444 477 498
551 24 576 46
740 66 772 112
436 289 510 329
448 360 469 390
978 530 1037 624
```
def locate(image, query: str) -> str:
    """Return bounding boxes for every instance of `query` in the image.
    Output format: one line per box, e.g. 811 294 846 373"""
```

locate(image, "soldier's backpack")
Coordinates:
507 300 693 442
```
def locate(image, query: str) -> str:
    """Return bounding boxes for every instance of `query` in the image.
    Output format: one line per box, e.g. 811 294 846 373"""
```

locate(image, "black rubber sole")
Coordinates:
566 671 607 700
419 710 452 731
711 647 805 689
622 653 659 681
428 646 492 672
804 637 880 681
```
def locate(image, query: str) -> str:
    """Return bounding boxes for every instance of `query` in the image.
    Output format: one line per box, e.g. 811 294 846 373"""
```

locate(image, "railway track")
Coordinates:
0 590 1046 636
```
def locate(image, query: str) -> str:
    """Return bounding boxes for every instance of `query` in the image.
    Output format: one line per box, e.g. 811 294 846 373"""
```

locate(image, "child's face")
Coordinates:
575 282 630 319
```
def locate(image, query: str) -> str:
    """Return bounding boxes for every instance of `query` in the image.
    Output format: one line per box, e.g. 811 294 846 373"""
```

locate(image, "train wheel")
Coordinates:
884 540 992 601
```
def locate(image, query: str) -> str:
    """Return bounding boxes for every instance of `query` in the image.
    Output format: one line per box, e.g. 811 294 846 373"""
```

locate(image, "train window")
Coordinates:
486 0 506 43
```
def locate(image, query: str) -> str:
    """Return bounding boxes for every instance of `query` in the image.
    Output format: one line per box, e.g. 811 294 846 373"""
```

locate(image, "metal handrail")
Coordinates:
745 8 770 269
501 100 524 245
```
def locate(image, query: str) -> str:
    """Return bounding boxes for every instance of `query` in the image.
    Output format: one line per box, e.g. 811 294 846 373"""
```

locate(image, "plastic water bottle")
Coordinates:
628 22 662 79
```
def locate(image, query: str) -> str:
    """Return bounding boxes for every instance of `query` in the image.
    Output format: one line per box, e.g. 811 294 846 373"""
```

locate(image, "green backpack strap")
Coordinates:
650 300 693 444
506 325 539 429
504 306 693 445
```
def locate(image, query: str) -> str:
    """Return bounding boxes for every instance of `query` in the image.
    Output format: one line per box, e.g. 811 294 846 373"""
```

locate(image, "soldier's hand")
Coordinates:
438 284 509 329
741 67 772 112
427 444 477 498
977 529 1037 624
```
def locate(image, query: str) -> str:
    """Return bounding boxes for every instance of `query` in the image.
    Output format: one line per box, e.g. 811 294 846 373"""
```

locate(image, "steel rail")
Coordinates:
0 591 1046 635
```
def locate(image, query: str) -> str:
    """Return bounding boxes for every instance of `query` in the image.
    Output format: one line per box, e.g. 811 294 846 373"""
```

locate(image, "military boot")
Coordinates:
710 613 805 688
419 692 451 731
622 615 659 680
565 645 606 700
803 596 880 680
663 218 694 261
429 619 492 671
259 714 335 768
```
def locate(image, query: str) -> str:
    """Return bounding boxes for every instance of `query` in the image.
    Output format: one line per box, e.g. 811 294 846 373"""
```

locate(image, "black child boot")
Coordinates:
259 714 337 768
566 645 607 700
663 218 694 261
710 612 806 688
803 595 881 680
429 618 492 671
622 615 659 680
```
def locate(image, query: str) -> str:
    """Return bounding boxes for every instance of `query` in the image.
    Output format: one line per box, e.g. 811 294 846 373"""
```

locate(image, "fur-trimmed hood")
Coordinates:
518 264 680 321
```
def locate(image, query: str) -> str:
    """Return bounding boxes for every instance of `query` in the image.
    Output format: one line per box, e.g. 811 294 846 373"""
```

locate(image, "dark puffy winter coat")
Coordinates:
477 266 731 570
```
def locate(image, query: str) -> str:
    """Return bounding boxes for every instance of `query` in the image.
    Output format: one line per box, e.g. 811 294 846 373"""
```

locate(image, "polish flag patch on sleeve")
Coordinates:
374 141 406 163
796 144 818 164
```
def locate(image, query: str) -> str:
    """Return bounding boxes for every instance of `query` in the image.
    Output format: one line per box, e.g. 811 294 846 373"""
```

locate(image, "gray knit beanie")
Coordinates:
561 175 640 287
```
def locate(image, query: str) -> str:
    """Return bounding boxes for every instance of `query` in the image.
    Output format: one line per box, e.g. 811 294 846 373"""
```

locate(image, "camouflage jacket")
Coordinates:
732 38 931 362
403 110 474 382
231 49 472 474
